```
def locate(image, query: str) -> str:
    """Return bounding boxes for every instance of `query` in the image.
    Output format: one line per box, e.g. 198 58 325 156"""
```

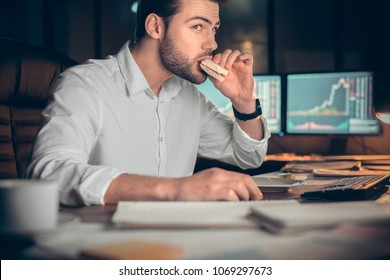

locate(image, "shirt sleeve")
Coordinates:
24 70 122 206
231 116 271 166
197 97 271 169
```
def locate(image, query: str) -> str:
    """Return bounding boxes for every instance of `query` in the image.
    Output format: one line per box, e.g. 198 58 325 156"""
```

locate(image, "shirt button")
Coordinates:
160 137 164 142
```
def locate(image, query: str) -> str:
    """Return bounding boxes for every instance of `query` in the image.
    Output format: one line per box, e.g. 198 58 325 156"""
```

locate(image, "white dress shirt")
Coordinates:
25 41 270 206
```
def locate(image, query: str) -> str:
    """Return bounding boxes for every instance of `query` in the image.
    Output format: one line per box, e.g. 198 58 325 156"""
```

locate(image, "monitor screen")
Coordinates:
196 75 282 134
286 71 381 135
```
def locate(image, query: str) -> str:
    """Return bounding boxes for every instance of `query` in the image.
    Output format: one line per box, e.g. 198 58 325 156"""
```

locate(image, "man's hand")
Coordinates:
210 49 255 104
174 168 263 201
104 168 263 204
206 50 264 142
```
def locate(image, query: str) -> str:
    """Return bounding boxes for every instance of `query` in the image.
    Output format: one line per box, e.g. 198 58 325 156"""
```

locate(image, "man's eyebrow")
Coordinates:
187 16 220 26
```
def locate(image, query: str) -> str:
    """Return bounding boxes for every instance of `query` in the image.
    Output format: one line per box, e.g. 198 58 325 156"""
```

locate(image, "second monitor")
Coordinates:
196 75 282 134
286 71 381 135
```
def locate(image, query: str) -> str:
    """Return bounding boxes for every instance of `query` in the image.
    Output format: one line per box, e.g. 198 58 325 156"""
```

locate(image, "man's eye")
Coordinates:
212 27 219 35
193 25 202 31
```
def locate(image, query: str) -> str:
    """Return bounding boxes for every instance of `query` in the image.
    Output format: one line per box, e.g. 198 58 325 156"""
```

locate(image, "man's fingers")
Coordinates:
242 175 263 200
214 49 232 68
224 173 263 201
225 50 242 68
236 53 254 64
181 168 263 201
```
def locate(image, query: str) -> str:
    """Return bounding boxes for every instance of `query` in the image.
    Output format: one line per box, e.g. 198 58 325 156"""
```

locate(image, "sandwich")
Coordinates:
200 59 229 82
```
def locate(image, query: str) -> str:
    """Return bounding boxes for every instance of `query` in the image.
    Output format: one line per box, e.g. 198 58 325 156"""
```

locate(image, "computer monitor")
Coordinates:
196 75 282 134
286 71 381 135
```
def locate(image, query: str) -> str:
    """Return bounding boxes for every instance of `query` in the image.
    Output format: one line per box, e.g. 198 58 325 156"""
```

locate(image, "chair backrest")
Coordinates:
0 38 78 178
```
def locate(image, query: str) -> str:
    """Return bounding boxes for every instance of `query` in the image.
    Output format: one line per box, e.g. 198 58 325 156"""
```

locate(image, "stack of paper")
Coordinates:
281 160 361 173
363 159 390 172
313 168 390 177
249 201 390 234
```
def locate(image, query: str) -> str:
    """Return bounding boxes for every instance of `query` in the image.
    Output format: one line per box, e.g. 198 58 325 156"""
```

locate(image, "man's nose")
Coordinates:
208 37 218 52
203 34 218 53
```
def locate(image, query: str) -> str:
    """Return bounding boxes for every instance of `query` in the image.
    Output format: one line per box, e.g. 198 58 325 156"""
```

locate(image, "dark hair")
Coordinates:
133 0 229 43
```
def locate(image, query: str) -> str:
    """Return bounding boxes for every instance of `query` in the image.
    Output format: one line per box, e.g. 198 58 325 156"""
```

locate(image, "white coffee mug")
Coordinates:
0 179 59 235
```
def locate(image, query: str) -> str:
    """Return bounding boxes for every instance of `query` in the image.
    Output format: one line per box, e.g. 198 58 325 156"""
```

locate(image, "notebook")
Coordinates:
112 200 299 229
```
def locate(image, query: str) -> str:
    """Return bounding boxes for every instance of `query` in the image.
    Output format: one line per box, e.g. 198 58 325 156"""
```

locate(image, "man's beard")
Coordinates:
159 33 206 84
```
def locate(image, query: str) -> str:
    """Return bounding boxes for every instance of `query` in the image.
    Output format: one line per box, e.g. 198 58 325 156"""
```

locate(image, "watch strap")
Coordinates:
232 98 262 121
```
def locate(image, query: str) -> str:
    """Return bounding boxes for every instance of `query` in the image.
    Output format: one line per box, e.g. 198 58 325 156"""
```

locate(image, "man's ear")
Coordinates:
145 13 165 40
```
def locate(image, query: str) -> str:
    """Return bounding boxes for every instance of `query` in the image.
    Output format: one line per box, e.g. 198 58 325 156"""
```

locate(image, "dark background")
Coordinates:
1 0 389 155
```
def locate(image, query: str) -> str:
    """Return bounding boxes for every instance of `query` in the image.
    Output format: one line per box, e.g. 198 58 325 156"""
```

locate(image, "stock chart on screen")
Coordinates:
196 75 282 134
286 71 381 135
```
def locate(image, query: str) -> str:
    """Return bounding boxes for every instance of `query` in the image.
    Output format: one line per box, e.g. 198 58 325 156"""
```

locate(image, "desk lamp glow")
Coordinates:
375 89 390 124
376 112 390 124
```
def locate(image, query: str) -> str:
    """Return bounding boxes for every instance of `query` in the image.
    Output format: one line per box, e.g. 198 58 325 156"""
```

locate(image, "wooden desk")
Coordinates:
3 173 390 260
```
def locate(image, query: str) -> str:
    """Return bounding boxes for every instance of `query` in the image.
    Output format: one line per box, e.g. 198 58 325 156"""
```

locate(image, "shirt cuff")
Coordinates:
233 116 271 151
78 168 125 205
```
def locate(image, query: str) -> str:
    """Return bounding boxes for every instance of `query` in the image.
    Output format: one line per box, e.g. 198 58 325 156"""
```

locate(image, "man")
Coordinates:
25 0 271 206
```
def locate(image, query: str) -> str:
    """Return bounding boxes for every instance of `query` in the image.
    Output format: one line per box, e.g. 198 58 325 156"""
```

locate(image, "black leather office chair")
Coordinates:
0 38 78 178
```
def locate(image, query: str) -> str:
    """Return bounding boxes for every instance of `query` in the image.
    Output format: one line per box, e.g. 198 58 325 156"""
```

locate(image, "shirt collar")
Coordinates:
116 41 182 101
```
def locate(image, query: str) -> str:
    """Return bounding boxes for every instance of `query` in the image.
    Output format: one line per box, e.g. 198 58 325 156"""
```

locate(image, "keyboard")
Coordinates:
301 175 390 201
